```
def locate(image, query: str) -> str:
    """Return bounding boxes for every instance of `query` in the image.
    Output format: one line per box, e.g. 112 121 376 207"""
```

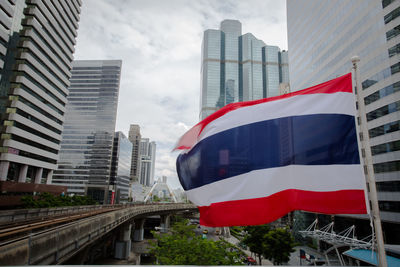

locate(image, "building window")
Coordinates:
364 82 400 105
374 160 400 173
378 201 400 212
366 101 400 121
384 6 400 24
383 0 397 8
371 140 400 155
376 181 400 192
369 120 400 138
386 25 400 41
389 43 400 57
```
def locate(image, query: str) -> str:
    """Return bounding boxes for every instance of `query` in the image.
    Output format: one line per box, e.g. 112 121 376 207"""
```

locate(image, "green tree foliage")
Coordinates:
241 225 296 265
152 195 161 202
21 192 97 208
230 226 244 239
149 219 245 265
241 224 271 265
262 228 296 265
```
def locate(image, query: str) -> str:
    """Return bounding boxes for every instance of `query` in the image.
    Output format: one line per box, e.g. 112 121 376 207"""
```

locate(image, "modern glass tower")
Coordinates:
287 0 400 241
138 138 156 187
110 131 132 203
52 60 122 203
0 0 81 183
200 19 289 120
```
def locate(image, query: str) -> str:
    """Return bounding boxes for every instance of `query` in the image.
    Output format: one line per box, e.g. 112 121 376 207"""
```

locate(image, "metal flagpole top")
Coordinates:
351 55 360 64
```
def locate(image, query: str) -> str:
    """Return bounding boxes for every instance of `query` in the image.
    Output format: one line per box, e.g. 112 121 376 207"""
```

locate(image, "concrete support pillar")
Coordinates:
0 161 9 181
160 215 170 233
18 164 28 183
120 223 132 241
133 219 145 242
34 168 43 184
46 169 53 184
115 223 132 260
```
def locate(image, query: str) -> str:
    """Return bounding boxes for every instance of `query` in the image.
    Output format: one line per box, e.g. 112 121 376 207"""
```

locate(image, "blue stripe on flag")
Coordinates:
177 114 360 191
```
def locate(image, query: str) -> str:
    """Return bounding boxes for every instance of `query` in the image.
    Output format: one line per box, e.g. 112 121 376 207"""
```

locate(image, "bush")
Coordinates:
21 193 97 208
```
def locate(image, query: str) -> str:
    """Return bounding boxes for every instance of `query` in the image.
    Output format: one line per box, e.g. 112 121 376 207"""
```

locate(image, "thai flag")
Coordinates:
175 73 368 227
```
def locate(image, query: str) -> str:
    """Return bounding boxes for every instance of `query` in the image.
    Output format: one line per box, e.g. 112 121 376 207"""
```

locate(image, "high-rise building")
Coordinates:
128 124 141 182
0 0 81 184
110 131 132 203
138 138 156 187
200 19 289 119
52 60 122 203
287 0 400 242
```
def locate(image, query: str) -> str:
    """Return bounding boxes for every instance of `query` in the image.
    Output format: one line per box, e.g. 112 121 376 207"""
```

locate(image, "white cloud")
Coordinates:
74 0 287 189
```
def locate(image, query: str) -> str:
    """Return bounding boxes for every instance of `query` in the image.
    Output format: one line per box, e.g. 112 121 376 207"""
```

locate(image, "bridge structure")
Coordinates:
0 203 197 265
299 219 373 266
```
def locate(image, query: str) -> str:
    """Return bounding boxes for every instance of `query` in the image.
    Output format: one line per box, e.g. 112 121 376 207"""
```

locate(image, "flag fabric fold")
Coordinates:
175 73 368 227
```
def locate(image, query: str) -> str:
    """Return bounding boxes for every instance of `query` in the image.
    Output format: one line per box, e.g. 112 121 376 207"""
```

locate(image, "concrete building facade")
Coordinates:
52 60 122 203
287 0 400 241
128 124 141 183
0 0 81 184
200 19 289 120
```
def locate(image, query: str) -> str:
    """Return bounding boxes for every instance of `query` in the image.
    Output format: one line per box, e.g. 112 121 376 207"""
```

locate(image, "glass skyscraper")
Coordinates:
139 138 156 187
287 0 400 241
52 60 122 203
110 131 132 203
0 0 81 184
200 19 289 120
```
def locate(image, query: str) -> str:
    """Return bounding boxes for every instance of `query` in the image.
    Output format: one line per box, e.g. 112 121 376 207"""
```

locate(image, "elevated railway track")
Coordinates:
0 206 120 242
0 203 197 265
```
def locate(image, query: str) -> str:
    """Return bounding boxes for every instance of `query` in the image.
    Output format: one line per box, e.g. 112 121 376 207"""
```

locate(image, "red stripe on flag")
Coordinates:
198 188 367 227
174 73 352 151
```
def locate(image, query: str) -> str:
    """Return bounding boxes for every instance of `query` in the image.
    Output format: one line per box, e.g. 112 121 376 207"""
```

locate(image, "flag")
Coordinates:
175 73 368 227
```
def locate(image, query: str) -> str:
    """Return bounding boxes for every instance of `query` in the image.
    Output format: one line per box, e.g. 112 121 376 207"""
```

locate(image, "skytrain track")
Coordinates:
0 206 121 243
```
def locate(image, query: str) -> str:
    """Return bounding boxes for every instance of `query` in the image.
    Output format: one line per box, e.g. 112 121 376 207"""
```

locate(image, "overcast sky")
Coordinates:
73 0 288 189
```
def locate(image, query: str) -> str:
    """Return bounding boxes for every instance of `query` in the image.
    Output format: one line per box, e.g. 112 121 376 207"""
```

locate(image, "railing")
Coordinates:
0 204 124 224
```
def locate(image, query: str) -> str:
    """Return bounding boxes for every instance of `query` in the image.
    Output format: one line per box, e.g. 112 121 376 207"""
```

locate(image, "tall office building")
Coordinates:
138 138 156 187
200 19 289 119
128 124 141 182
53 60 122 203
110 131 132 203
0 0 81 184
287 0 400 241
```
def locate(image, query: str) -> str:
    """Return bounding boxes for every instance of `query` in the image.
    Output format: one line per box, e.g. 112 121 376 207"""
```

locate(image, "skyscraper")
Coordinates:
138 138 156 187
52 60 122 203
110 131 132 203
0 0 81 184
287 0 400 241
200 19 289 119
128 124 141 182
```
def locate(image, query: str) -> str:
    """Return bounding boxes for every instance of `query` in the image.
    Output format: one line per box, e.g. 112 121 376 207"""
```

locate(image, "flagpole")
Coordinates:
351 56 387 267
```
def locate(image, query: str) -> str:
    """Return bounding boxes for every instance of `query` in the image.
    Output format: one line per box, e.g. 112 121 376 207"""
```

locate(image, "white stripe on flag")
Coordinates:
199 92 355 142
185 164 365 206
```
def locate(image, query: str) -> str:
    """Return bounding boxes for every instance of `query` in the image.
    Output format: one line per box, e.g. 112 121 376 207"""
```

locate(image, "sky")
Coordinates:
73 0 288 189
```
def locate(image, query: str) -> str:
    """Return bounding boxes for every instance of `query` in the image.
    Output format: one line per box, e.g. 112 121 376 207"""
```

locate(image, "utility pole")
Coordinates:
351 56 387 267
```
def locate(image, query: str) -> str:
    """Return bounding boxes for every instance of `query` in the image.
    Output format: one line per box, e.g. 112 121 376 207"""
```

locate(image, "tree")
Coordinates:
21 193 97 208
240 224 271 265
262 228 296 265
149 219 244 265
240 225 296 265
